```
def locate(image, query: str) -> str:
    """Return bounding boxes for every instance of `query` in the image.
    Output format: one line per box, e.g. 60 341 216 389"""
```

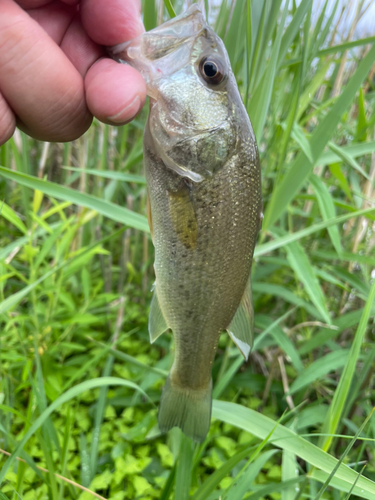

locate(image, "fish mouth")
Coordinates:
109 4 206 60
108 5 210 94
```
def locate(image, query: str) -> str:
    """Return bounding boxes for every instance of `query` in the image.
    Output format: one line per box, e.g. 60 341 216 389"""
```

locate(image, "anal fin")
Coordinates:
227 283 254 361
149 289 169 343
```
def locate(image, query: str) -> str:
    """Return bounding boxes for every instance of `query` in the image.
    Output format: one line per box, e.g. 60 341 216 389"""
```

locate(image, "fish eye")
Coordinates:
199 56 226 85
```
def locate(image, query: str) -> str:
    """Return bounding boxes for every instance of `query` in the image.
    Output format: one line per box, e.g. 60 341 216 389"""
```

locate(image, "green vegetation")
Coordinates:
1 0 375 498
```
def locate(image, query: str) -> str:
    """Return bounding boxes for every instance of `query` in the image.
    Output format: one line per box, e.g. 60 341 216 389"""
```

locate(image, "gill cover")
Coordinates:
108 5 234 183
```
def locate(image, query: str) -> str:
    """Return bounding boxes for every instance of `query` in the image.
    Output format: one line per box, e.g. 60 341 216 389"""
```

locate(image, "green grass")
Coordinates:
1 0 375 499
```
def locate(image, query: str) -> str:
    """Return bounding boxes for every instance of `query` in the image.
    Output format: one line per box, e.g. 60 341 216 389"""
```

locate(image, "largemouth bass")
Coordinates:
109 5 262 442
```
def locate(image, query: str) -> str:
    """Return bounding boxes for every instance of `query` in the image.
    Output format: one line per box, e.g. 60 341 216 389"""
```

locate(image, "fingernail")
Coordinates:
107 95 142 124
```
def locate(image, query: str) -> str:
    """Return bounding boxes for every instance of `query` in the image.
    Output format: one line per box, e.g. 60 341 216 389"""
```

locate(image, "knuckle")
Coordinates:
0 16 35 70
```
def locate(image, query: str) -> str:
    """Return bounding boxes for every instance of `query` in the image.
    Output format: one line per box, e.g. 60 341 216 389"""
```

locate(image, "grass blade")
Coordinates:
143 0 157 31
245 477 306 499
255 206 375 257
288 350 349 395
90 354 115 480
278 0 312 65
222 450 278 500
212 401 375 499
159 463 176 500
80 433 91 488
328 142 371 181
249 1 289 141
0 166 149 232
175 433 194 500
62 167 146 184
263 42 375 230
318 36 375 57
285 240 331 324
0 377 150 486
314 409 374 499
319 280 375 451
0 228 125 316
0 202 27 234
317 140 375 165
163 0 176 18
343 464 367 500
310 174 343 255
191 443 257 500
282 443 298 500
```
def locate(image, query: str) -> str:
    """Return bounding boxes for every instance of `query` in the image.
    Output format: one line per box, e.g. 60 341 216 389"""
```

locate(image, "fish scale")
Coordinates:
109 4 262 442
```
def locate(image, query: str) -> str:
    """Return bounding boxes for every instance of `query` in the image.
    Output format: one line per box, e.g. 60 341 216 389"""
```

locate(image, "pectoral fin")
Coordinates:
227 284 254 361
149 289 169 343
168 187 198 249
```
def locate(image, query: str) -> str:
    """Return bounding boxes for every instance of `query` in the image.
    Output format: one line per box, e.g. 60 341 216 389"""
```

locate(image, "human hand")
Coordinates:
0 0 147 146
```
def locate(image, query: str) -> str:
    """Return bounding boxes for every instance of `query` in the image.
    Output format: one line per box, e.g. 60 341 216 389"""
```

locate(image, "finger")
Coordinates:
16 0 53 7
28 4 104 78
60 14 104 77
27 1 77 44
81 0 144 46
85 58 146 125
16 0 79 5
0 0 92 142
0 92 16 146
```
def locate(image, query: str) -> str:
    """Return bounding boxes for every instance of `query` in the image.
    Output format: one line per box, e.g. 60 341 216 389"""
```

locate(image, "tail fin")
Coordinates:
158 375 212 442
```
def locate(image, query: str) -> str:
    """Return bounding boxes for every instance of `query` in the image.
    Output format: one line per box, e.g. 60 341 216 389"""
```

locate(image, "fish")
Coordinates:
109 4 262 442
